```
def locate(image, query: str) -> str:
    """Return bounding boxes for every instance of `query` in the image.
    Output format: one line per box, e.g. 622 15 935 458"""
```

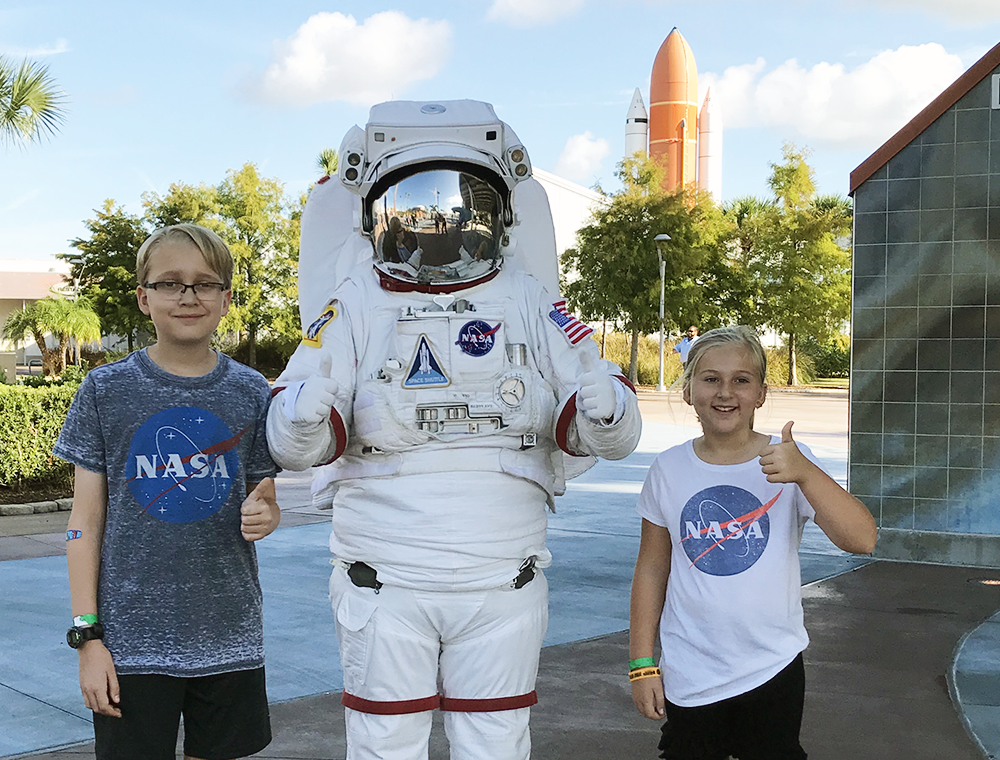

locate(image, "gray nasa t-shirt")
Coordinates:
55 350 277 676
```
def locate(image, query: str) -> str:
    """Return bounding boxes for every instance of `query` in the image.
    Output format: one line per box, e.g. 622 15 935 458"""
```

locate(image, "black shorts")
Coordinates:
93 666 271 760
658 653 807 760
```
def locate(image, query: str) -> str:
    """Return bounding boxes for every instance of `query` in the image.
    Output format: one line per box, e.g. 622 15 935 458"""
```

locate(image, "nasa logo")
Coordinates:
125 406 244 523
456 319 500 357
679 485 780 576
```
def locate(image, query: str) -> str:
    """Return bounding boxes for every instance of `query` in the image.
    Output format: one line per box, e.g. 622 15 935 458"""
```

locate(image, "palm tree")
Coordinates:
3 300 61 375
316 148 338 177
2 297 101 376
0 55 66 148
46 297 102 370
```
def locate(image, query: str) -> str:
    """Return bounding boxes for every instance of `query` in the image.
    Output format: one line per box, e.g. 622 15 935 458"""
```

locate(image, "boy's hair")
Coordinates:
682 326 767 389
136 224 234 289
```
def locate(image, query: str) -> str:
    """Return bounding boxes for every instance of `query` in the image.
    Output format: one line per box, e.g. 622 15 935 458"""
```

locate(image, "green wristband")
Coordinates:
73 614 98 627
629 657 656 671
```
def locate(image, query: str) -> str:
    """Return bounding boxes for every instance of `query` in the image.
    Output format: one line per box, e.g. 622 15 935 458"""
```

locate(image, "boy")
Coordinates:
55 224 281 760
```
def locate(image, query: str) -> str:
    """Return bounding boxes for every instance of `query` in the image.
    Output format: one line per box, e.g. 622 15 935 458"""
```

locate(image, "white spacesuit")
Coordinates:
268 100 642 760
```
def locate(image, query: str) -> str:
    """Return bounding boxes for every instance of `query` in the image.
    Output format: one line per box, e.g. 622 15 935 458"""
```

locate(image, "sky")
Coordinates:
3 0 1000 262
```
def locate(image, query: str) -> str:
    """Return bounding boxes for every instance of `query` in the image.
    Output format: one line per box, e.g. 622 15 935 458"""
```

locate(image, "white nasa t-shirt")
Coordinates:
637 437 818 707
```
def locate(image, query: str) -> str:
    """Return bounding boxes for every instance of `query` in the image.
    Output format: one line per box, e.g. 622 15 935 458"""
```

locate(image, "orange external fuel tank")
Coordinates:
649 28 699 194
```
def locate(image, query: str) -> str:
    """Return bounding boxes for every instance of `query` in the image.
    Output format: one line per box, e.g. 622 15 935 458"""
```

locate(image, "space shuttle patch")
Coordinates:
404 335 450 388
548 300 594 345
303 300 338 347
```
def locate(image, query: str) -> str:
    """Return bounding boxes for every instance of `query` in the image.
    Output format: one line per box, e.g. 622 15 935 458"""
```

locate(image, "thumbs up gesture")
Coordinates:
758 421 811 484
289 355 339 425
578 350 616 422
241 477 281 541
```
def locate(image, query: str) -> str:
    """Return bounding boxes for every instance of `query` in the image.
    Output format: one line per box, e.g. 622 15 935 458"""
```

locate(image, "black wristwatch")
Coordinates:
66 623 105 649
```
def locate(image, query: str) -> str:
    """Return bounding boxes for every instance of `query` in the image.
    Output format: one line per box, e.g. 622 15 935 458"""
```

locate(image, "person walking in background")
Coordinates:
670 325 699 366
629 326 876 760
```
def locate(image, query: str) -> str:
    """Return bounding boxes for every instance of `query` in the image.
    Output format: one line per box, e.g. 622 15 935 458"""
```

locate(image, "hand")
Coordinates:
758 421 813 484
78 640 121 717
631 674 666 720
241 478 280 541
577 351 616 421
291 374 339 424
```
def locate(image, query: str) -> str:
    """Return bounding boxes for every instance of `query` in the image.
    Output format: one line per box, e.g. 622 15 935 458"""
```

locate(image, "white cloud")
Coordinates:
701 43 967 150
251 12 451 106
553 131 610 182
857 0 1000 22
486 0 587 27
0 39 70 57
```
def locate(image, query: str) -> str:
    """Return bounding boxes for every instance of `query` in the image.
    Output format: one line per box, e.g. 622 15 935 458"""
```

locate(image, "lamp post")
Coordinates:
654 233 670 392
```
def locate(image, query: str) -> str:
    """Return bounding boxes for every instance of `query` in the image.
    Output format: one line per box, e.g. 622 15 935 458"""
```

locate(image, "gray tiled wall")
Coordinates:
851 69 1000 551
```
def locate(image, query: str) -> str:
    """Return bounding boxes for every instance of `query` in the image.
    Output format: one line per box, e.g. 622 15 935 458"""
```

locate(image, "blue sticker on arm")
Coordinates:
66 530 83 541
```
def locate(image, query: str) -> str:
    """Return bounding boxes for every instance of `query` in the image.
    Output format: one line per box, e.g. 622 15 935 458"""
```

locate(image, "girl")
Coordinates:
629 326 876 760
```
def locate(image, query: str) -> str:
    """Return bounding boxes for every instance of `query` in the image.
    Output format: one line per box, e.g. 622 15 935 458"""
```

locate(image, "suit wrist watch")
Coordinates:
66 622 104 649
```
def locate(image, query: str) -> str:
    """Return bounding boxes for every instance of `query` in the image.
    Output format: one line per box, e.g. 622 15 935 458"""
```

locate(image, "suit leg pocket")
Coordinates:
334 582 379 691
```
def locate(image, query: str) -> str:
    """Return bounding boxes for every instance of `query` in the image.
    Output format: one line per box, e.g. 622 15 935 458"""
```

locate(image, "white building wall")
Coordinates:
531 168 606 257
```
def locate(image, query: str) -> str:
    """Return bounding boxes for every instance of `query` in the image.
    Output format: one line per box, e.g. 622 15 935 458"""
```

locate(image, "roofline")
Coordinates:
849 39 1000 195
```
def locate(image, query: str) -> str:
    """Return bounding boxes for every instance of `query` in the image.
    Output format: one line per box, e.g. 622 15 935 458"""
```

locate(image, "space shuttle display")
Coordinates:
627 27 722 200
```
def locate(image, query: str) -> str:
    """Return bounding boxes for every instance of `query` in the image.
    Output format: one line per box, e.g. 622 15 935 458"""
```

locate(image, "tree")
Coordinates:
64 200 151 352
2 297 100 375
46 297 103 370
561 155 731 383
317 148 339 177
740 145 852 384
0 56 66 148
216 163 298 367
143 182 220 229
3 300 61 375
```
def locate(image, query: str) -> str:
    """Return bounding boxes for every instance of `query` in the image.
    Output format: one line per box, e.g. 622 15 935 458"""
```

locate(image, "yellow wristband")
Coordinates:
628 666 662 683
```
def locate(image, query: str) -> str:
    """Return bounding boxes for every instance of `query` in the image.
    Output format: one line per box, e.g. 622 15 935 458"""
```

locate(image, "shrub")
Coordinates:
596 330 685 387
220 336 299 380
0 385 77 489
799 334 850 378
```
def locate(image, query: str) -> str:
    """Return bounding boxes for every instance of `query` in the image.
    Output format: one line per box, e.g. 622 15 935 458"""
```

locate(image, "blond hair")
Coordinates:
681 326 767 391
136 224 233 288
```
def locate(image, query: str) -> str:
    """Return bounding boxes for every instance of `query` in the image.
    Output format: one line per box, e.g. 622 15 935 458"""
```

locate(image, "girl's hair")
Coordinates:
136 224 233 289
681 326 767 390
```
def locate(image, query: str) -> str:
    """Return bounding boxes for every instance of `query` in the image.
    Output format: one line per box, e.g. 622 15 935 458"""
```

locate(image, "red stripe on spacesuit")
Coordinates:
555 393 587 457
614 375 636 394
440 691 538 712
270 386 285 397
319 407 349 466
341 693 441 714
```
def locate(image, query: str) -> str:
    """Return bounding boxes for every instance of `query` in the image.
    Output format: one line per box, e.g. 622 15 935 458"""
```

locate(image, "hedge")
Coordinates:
0 384 78 488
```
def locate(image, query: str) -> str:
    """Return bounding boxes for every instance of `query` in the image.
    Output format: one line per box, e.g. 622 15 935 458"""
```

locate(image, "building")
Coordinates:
0 259 72 379
849 41 1000 566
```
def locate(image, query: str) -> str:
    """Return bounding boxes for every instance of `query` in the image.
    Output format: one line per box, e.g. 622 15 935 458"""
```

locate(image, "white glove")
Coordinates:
282 367 339 425
293 376 339 424
578 351 616 421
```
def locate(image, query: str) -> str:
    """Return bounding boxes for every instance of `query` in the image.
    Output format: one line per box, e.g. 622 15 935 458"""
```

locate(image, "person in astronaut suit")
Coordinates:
267 100 642 760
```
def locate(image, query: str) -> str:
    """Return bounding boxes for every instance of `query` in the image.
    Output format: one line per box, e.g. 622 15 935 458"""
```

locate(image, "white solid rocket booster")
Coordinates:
697 87 722 200
625 88 648 159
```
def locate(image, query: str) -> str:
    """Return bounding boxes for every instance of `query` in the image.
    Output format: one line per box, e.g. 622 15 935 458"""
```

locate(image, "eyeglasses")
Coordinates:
144 281 227 299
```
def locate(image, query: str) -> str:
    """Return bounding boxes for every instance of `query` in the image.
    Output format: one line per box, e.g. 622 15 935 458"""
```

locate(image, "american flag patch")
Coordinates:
548 300 594 345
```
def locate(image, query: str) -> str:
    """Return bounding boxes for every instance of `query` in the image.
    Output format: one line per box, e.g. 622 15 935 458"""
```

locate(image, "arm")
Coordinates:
759 421 877 555
630 518 671 720
240 478 281 541
66 466 121 718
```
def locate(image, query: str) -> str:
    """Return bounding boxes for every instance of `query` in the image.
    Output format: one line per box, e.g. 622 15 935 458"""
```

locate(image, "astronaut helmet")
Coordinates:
339 100 532 294
366 164 508 292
